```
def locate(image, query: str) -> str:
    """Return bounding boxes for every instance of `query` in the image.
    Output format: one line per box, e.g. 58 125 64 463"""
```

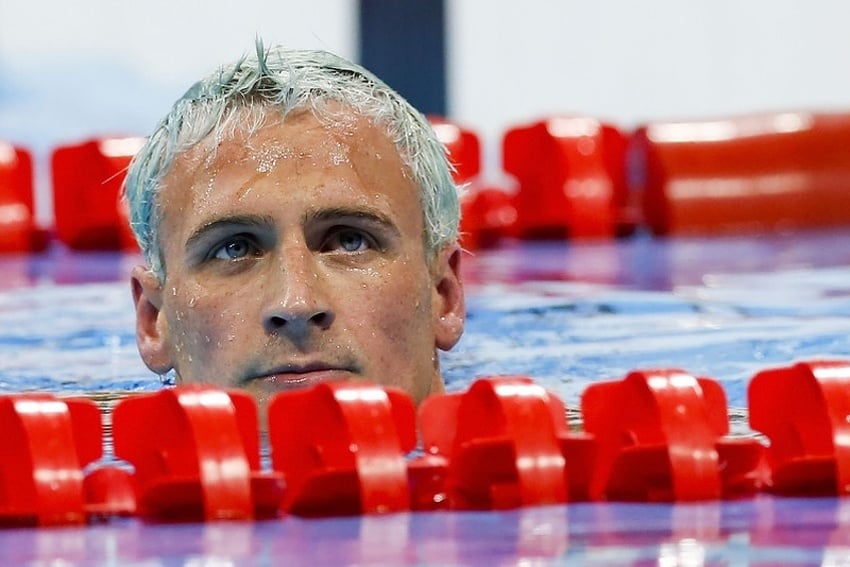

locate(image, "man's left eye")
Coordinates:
329 229 371 253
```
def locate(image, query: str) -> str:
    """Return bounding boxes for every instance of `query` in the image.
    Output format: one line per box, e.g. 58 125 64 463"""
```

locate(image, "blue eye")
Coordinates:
320 228 375 254
212 236 258 260
337 231 367 252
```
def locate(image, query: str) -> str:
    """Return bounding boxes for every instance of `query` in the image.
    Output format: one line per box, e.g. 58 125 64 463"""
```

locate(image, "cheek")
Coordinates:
351 264 433 341
165 284 254 364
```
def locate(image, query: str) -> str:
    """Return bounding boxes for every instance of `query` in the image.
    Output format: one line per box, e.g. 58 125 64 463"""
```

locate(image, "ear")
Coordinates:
130 265 173 374
432 244 466 351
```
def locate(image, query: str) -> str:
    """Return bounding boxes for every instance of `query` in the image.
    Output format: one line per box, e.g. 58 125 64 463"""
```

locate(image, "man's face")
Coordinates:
131 108 464 407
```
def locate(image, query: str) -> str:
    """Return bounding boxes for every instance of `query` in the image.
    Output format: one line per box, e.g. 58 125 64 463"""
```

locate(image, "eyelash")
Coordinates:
208 234 262 262
203 227 381 265
322 228 378 253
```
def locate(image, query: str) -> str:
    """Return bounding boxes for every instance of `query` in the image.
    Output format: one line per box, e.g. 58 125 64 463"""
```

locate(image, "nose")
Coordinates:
265 307 332 333
262 250 334 337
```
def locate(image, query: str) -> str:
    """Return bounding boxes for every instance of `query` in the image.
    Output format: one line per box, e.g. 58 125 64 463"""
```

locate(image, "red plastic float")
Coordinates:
418 376 595 509
502 117 632 239
429 116 482 185
459 186 517 249
581 369 767 501
749 360 850 496
0 143 45 252
0 394 130 525
9 360 850 525
632 112 850 235
267 381 418 516
428 116 516 248
51 137 143 250
111 386 284 521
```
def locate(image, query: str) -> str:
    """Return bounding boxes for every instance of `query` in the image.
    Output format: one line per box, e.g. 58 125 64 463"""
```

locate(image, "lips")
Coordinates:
242 363 356 393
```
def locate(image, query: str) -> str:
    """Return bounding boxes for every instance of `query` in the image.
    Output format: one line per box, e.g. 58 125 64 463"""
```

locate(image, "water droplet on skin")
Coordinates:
188 296 197 308
252 144 297 173
204 176 216 201
330 152 349 166
257 157 276 173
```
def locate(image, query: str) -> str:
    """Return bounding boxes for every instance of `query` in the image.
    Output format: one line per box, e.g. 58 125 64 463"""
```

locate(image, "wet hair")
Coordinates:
123 40 460 280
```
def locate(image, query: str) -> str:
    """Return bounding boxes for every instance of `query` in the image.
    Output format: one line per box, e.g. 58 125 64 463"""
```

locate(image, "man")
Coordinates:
124 42 465 408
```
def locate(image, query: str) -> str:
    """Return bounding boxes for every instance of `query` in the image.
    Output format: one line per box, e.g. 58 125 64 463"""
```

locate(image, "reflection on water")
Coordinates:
445 267 850 416
0 282 151 394
2 496 850 565
1 243 850 564
1 267 850 431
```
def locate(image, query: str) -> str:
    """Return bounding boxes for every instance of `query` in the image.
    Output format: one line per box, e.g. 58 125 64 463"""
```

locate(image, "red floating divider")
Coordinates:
428 116 516 248
51 137 143 250
0 143 45 252
459 186 517 249
581 369 766 502
429 116 482 186
418 376 595 509
749 360 850 496
503 117 631 239
9 360 850 526
0 394 130 525
112 386 283 521
632 112 850 235
268 382 417 516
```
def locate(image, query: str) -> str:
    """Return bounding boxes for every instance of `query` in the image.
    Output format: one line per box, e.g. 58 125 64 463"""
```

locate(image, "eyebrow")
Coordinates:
305 207 402 237
183 208 402 252
184 214 276 251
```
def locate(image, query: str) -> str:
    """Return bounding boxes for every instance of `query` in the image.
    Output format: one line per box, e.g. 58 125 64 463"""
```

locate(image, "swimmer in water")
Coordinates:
124 41 465 410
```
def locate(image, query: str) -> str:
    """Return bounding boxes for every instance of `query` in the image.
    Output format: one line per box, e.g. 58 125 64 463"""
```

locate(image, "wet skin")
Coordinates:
131 108 465 409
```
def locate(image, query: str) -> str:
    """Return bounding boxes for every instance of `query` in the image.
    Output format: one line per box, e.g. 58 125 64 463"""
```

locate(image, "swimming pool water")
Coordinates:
2 232 849 425
451 268 850 423
2 231 850 565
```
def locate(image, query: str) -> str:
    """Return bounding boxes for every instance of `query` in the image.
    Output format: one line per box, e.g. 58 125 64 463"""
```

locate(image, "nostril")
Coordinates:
309 311 331 328
265 309 332 332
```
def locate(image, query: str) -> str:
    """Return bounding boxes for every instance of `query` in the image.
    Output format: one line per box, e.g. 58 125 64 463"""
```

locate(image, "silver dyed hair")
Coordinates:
123 41 460 279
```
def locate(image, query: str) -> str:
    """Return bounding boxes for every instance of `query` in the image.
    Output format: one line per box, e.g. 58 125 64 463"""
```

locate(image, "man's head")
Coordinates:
124 43 465 406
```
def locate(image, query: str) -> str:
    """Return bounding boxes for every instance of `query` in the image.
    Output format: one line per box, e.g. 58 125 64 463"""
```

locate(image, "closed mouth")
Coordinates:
241 363 356 392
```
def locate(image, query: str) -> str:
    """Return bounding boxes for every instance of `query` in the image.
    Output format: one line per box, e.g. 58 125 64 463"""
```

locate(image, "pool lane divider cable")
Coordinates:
0 359 846 526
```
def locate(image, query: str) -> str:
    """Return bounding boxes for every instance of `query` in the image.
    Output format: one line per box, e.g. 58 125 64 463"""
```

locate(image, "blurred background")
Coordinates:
2 0 850 227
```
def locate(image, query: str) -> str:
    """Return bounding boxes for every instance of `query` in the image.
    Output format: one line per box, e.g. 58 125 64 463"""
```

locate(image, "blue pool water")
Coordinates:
451 266 850 426
1 230 850 565
2 231 849 417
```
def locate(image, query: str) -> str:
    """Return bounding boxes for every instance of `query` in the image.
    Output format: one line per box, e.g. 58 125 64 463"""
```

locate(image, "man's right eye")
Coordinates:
210 236 260 261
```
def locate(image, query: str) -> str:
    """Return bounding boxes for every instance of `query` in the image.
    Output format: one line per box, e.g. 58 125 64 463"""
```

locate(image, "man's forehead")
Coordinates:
167 107 398 179
157 106 419 224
